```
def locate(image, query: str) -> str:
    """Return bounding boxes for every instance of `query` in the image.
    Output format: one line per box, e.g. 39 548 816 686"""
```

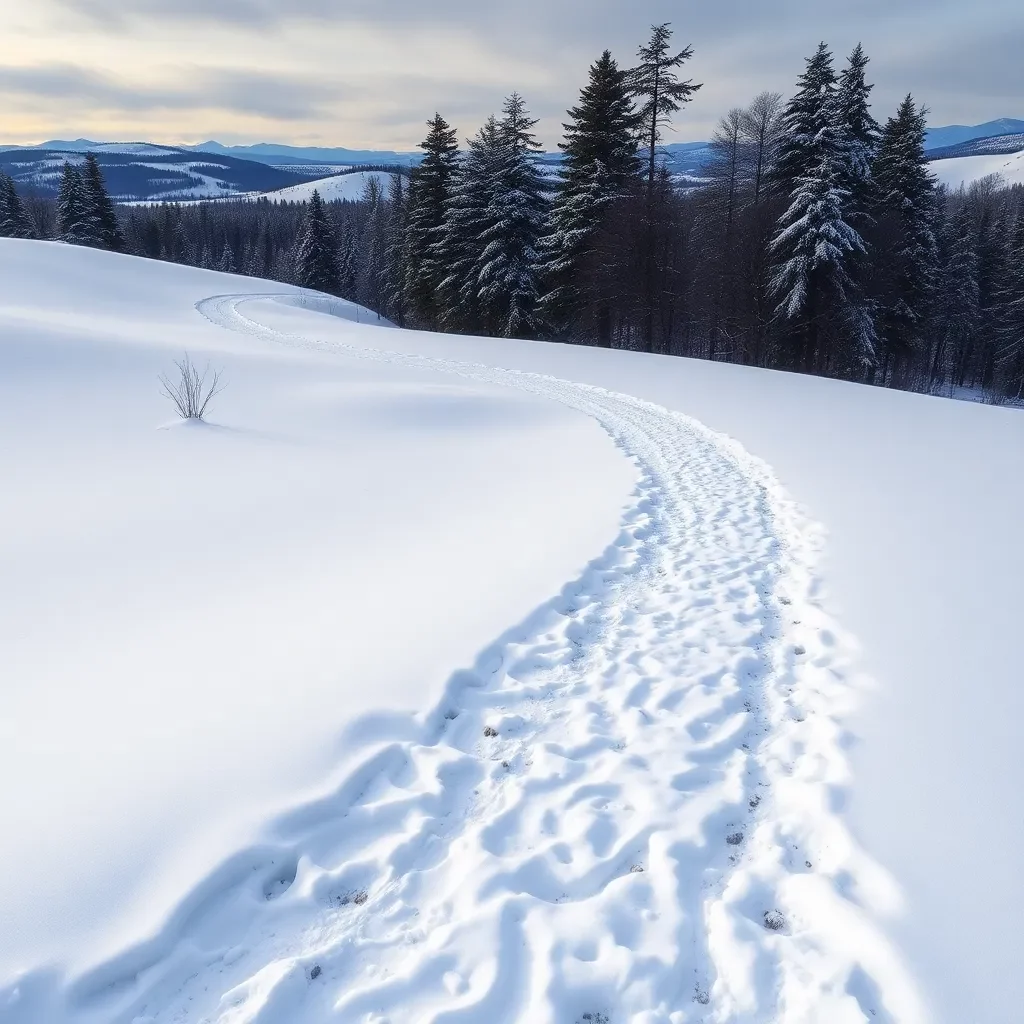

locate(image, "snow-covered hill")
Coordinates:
1 240 1022 1024
0 145 314 201
930 148 1024 189
260 169 399 203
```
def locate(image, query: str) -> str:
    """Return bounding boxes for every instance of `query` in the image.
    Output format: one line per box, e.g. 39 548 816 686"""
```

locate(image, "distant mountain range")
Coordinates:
1 118 1021 201
924 119 1024 151
925 133 1024 162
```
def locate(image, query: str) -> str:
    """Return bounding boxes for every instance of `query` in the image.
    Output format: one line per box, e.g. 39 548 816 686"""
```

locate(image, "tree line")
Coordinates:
2 25 1022 400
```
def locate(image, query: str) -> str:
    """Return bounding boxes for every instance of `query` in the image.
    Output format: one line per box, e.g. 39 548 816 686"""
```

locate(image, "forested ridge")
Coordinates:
3 26 1023 400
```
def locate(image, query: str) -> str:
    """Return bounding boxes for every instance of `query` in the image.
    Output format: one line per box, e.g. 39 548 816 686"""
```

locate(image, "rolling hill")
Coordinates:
0 144 318 201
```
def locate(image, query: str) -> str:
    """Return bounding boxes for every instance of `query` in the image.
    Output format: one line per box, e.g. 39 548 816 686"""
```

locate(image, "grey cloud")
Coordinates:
0 63 338 120
33 0 1024 142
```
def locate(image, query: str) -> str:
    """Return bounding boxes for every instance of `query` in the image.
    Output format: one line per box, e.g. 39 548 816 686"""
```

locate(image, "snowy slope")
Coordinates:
1 241 1021 1024
0 241 633 1020
929 148 1024 189
259 169 399 203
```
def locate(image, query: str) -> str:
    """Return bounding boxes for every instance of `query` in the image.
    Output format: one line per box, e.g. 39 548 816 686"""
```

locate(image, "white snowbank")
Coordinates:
929 149 1024 189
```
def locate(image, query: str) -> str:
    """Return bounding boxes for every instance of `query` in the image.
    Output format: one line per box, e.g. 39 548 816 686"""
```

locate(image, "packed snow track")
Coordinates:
36 294 924 1024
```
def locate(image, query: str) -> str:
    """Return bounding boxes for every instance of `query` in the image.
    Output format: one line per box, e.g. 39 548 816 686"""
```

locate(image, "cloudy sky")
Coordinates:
3 0 1021 150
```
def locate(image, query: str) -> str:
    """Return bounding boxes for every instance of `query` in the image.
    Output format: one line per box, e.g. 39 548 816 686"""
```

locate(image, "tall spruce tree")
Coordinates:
933 204 980 391
405 114 460 327
629 24 702 186
0 174 35 239
475 93 549 338
382 173 409 325
295 190 339 293
539 50 640 340
870 95 939 385
836 44 880 219
56 163 102 246
435 116 503 332
218 239 237 273
992 214 1024 396
82 153 126 251
770 44 873 373
772 43 839 195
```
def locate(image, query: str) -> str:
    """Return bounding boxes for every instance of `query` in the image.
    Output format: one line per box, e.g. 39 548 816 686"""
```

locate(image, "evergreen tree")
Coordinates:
476 94 549 338
539 50 640 340
405 114 460 327
772 43 840 195
81 153 126 251
56 163 102 246
435 116 504 332
382 173 409 325
993 214 1024 397
932 204 980 391
836 43 880 218
0 174 35 239
870 95 939 384
294 190 339 293
626 24 700 186
629 24 702 186
218 239 237 273
770 45 873 372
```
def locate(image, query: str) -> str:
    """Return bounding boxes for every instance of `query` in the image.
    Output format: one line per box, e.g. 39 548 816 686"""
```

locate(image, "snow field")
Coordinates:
0 241 634 1020
2 238 1021 1022
260 170 398 204
929 148 1024 189
61 292 920 1024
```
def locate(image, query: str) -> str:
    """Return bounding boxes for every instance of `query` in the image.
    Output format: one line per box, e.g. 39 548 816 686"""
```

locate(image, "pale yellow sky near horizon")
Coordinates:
2 0 1019 150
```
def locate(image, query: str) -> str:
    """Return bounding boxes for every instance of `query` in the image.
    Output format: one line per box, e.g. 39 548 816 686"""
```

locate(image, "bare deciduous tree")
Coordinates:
159 353 226 420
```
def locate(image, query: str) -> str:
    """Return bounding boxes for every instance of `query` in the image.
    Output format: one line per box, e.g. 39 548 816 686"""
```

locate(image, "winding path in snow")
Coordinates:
70 295 924 1024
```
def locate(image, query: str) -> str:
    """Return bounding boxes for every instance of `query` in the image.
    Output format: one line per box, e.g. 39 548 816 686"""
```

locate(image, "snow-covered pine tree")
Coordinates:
0 173 35 239
629 24 702 186
218 240 237 273
475 93 549 338
769 44 874 374
771 43 839 196
992 214 1024 397
81 153 126 252
172 221 194 265
869 95 939 385
434 116 503 333
404 114 459 327
932 204 980 392
294 190 339 293
382 173 409 325
56 162 102 246
357 176 387 315
538 49 640 341
836 44 880 221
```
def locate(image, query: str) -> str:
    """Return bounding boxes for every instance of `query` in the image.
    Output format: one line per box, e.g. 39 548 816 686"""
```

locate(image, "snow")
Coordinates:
259 170 398 203
1 239 1022 1024
0 241 633 1019
929 149 1024 189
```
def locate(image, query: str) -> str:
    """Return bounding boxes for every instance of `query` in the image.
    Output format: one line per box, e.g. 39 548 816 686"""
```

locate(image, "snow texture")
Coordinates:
259 171 399 204
929 149 1024 189
1 240 1022 1024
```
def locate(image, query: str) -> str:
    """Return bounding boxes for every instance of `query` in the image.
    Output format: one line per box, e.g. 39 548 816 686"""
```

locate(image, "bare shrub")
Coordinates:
159 353 226 420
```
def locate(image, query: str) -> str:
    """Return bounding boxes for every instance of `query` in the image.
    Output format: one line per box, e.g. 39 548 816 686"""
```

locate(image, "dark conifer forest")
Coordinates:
3 25 1023 400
